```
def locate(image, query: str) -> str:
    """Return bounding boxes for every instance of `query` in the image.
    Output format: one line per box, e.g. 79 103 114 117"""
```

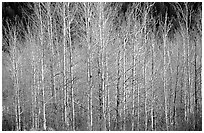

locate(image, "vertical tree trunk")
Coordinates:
34 63 38 130
151 38 155 131
67 4 75 129
84 2 93 131
69 31 75 131
37 57 40 129
163 12 169 131
116 50 121 131
137 48 140 131
62 3 68 129
14 58 19 131
16 69 20 131
184 3 191 124
103 29 110 130
143 10 148 131
11 32 20 130
17 59 21 131
122 37 127 131
98 3 106 130
131 40 136 131
173 42 180 130
47 3 55 103
38 3 46 130
167 43 173 130
194 36 198 130
20 59 26 130
53 17 60 130
105 53 110 130
47 2 58 129
41 24 46 131
31 45 37 130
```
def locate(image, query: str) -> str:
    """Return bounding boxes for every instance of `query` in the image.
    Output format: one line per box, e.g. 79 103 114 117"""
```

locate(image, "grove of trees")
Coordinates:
2 2 202 131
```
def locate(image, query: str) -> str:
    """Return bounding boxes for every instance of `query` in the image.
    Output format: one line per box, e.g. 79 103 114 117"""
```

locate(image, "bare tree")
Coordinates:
62 2 68 129
161 11 171 131
9 26 21 131
37 3 47 130
98 3 106 130
2 2 201 131
67 2 76 130
116 50 121 131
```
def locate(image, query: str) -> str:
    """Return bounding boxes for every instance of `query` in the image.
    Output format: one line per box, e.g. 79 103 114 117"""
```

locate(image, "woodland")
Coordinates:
2 2 202 131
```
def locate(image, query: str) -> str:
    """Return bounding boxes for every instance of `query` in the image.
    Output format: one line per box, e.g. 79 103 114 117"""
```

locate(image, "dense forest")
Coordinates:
2 2 202 131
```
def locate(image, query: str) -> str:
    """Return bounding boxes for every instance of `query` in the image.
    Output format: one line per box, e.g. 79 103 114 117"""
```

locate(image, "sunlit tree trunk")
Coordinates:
130 20 141 129
11 30 20 130
162 12 171 131
131 38 136 131
66 2 75 130
151 34 155 131
194 34 198 130
17 59 22 131
105 52 110 130
47 3 55 103
184 3 191 124
37 55 40 129
103 25 110 131
14 53 19 131
98 2 106 130
38 3 47 130
143 9 148 132
53 14 60 130
177 3 191 124
173 41 180 130
62 2 68 129
137 46 140 131
31 43 37 129
19 58 26 130
116 50 121 131
120 34 126 131
84 2 93 131
167 42 173 130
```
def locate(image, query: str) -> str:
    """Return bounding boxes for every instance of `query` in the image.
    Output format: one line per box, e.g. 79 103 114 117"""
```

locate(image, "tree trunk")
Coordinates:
163 12 169 131
116 50 121 131
137 48 140 131
84 3 93 131
11 33 20 130
131 40 136 131
47 3 55 100
194 35 198 130
62 3 68 129
122 37 127 131
151 37 155 131
36 3 47 130
106 55 110 130
67 3 75 130
184 3 190 124
98 3 106 130
143 11 148 131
